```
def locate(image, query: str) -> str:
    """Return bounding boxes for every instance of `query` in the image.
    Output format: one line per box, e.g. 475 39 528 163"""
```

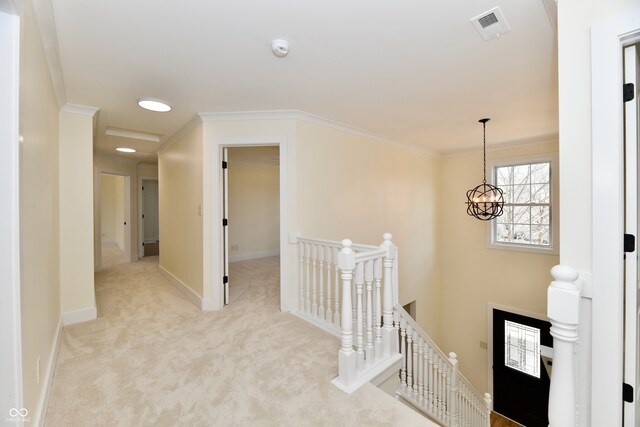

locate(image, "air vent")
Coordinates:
471 7 511 40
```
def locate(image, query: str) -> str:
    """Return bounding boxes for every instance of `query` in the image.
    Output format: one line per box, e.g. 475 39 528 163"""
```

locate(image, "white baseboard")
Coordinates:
143 238 159 244
62 307 97 326
34 316 63 427
229 250 280 263
101 239 115 245
159 265 207 311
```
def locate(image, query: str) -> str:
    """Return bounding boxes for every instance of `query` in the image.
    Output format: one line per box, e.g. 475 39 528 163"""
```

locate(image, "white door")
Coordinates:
624 43 640 427
222 148 230 305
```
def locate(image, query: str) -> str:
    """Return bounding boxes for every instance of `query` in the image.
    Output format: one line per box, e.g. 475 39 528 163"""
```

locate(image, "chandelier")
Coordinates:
466 118 504 221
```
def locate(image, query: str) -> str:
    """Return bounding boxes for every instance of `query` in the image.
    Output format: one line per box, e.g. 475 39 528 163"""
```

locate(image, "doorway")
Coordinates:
492 308 552 427
222 146 280 305
140 178 159 257
99 173 129 268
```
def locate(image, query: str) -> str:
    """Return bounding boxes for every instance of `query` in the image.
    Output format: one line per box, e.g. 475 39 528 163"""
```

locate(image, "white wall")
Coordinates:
228 147 279 261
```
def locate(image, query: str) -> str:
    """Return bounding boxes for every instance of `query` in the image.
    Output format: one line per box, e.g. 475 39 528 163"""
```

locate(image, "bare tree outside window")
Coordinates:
495 162 551 246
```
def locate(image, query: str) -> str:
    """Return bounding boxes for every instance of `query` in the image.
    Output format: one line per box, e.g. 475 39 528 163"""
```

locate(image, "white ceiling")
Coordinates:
47 0 558 162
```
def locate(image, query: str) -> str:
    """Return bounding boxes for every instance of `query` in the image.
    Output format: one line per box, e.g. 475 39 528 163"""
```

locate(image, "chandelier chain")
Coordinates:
482 120 487 184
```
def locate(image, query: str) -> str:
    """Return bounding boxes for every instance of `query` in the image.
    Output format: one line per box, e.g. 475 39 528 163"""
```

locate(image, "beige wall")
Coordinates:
228 149 280 260
114 175 125 250
158 123 204 296
18 0 61 419
295 120 442 336
100 174 117 242
59 109 96 315
93 154 138 265
137 162 158 178
439 141 559 392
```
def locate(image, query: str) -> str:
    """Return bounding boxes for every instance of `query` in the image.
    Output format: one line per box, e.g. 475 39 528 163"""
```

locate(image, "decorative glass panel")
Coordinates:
504 320 540 378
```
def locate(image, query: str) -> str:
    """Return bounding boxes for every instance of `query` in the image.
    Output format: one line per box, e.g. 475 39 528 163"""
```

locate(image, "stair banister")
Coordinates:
337 239 357 385
547 265 581 427
381 232 397 357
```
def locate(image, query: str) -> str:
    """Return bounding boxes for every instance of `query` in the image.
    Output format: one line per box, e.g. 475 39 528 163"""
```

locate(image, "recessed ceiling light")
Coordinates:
137 98 172 112
116 147 136 153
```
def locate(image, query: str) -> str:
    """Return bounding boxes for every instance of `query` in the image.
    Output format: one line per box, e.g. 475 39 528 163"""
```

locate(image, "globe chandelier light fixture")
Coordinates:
465 118 505 220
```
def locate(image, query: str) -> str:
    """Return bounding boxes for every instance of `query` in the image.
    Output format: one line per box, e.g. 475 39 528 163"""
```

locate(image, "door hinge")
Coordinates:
625 234 635 253
223 275 229 284
222 218 228 226
624 382 634 403
624 83 635 102
222 161 228 169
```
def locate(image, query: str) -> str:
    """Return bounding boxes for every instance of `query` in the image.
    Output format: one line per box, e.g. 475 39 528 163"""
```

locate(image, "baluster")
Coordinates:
400 317 407 386
334 247 340 326
365 260 374 361
311 244 318 317
412 333 419 394
337 239 356 386
484 393 491 427
418 338 424 400
381 233 397 356
438 358 444 421
305 243 311 314
423 340 429 409
374 257 383 358
326 247 332 321
298 240 304 311
355 261 365 369
448 353 458 427
406 326 414 390
427 347 434 415
318 245 325 320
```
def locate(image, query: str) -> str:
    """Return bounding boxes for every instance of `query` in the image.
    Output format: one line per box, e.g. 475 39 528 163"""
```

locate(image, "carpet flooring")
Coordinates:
101 242 125 269
45 256 432 426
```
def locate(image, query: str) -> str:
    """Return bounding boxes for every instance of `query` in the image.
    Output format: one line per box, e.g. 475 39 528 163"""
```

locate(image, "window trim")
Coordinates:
486 153 559 255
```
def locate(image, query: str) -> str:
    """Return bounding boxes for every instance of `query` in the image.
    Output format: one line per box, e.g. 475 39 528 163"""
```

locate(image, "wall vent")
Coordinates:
471 7 511 40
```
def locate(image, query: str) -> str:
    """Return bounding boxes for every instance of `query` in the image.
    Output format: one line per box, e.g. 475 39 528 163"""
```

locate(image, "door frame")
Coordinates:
0 0 23 415
95 169 132 270
487 303 549 403
207 136 289 311
138 176 159 258
591 12 640 425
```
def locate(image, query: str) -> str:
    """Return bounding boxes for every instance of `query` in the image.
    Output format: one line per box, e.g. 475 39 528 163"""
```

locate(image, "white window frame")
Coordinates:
487 153 559 255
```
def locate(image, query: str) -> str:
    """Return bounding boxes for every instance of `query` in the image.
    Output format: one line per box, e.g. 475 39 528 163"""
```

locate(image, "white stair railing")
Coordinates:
547 265 581 427
395 305 491 427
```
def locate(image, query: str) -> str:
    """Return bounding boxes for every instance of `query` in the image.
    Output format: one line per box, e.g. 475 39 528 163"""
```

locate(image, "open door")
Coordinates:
222 147 230 305
624 43 640 426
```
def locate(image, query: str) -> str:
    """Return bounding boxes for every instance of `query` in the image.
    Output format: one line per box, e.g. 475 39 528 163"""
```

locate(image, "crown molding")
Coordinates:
199 110 439 158
441 133 559 157
32 0 66 108
60 103 99 116
155 114 203 156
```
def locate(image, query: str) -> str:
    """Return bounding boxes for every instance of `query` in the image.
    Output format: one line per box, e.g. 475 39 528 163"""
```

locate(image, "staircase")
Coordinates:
294 233 491 427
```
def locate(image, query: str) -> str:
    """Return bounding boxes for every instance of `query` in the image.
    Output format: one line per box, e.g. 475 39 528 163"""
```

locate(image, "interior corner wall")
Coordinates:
438 141 559 393
295 120 442 339
59 110 96 316
227 152 280 261
18 0 61 419
93 154 139 265
158 122 204 297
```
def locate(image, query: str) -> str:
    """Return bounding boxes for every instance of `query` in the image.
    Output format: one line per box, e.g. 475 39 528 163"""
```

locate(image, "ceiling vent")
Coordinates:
471 7 511 40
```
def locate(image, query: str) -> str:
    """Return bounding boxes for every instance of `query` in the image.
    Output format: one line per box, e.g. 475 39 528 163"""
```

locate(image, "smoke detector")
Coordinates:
471 7 511 40
271 39 289 58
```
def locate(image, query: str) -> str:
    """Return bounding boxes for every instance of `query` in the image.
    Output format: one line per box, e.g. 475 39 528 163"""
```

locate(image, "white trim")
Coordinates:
486 152 560 255
331 354 403 394
31 0 66 107
199 110 438 157
159 264 209 310
34 317 62 427
60 103 99 116
591 10 640 426
442 133 559 157
208 136 290 312
229 250 280 263
486 302 549 402
0 4 23 418
62 307 97 326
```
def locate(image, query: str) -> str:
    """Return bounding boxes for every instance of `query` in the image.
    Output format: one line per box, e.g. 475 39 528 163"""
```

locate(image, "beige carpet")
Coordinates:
101 242 125 269
45 256 432 426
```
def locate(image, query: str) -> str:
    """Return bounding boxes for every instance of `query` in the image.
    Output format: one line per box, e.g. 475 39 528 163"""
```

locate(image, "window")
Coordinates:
504 320 541 378
488 155 558 254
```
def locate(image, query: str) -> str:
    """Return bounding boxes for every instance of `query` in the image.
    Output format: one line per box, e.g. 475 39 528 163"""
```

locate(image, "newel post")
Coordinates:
547 265 580 427
381 232 398 357
337 239 357 386
448 352 459 427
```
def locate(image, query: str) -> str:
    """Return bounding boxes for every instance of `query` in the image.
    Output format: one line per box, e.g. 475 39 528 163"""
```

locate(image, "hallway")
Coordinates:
45 257 429 426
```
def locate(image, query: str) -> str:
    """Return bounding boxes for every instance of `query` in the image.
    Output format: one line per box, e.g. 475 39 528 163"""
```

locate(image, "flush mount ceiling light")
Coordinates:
465 118 505 221
116 147 136 153
137 98 172 112
271 39 289 58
